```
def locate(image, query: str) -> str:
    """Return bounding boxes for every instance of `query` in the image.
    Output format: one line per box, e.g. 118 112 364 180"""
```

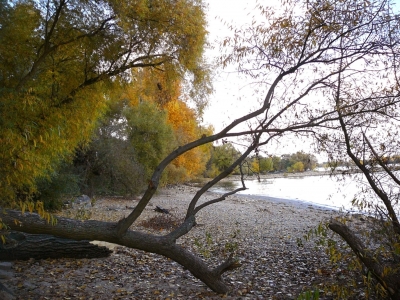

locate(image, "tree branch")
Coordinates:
329 219 400 297
212 253 241 276
0 210 232 294
193 187 247 215
328 220 385 281
362 133 400 187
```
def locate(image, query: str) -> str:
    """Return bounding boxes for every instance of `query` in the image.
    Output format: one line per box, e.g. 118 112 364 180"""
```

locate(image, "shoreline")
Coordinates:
199 170 368 214
224 191 339 211
226 192 371 217
209 188 369 213
4 184 366 299
218 169 361 181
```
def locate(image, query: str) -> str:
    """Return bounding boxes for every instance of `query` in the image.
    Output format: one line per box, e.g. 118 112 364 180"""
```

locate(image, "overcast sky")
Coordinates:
202 1 271 131
201 1 400 162
202 0 400 134
200 0 313 157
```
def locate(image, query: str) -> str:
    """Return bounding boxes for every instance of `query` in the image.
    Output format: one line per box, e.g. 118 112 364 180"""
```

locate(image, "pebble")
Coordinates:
1 185 371 299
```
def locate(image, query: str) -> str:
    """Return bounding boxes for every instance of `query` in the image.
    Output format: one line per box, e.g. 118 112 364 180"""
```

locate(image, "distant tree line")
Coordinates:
205 144 318 177
321 154 400 171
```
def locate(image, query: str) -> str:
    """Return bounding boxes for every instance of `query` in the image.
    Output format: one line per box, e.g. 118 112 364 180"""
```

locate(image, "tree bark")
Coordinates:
0 231 112 261
329 220 400 299
0 210 235 294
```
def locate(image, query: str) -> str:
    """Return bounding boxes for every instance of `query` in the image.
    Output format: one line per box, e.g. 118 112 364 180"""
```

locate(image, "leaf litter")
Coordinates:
3 185 372 299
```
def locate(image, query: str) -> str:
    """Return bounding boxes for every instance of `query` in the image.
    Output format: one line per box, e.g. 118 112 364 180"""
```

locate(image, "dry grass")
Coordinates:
140 213 183 231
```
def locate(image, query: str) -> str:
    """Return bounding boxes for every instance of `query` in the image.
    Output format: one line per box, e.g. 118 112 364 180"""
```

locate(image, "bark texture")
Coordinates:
0 231 112 261
329 220 400 299
0 210 235 294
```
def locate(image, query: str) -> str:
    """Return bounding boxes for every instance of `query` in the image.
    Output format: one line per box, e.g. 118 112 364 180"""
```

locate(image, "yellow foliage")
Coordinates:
165 99 210 179
0 87 106 204
0 0 210 204
115 67 212 183
18 200 57 225
251 160 260 173
126 68 182 107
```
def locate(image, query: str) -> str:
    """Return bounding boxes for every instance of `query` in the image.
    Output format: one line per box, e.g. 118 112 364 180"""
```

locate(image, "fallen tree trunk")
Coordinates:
0 231 112 261
0 210 236 294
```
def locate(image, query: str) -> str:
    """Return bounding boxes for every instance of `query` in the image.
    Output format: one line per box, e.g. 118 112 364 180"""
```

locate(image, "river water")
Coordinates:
210 173 380 211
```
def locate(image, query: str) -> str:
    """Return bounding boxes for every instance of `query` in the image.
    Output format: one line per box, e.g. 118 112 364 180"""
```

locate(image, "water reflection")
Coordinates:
210 174 369 211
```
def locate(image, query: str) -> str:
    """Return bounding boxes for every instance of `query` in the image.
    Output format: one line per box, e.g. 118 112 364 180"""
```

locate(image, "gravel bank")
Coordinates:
2 185 369 299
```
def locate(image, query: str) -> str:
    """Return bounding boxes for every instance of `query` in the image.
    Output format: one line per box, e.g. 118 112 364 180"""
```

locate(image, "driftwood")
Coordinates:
0 231 112 261
154 206 169 214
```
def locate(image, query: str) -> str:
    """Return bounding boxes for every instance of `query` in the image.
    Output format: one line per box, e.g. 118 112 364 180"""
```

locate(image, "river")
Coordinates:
210 172 394 212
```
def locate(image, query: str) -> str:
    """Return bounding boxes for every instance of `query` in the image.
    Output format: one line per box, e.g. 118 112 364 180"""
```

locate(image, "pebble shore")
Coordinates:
1 184 370 299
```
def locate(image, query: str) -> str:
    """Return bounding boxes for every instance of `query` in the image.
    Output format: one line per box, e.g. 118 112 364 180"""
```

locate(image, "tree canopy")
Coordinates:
0 0 210 203
2 0 400 298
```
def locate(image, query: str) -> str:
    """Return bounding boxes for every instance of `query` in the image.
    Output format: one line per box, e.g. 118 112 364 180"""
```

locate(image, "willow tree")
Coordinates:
0 0 209 203
112 68 213 183
2 0 400 297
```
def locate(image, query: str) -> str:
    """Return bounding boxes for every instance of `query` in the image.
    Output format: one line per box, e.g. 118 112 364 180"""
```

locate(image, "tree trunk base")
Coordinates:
0 231 112 261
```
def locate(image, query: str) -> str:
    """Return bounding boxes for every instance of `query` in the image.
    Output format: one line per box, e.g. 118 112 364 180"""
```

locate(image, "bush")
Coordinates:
35 168 81 210
73 138 147 197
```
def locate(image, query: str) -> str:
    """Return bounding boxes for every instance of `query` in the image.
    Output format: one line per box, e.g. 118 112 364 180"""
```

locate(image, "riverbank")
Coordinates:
2 185 369 299
199 169 367 212
218 169 360 181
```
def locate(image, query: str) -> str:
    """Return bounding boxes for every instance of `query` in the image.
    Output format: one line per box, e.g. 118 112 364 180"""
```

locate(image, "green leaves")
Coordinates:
297 288 320 300
208 144 241 175
0 0 210 204
125 101 175 178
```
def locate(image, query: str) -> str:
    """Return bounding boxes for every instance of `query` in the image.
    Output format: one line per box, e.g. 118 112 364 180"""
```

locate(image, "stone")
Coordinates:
0 262 12 271
73 194 92 208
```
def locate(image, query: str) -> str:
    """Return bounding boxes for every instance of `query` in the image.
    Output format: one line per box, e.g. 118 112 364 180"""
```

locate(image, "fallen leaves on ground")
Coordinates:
4 186 371 299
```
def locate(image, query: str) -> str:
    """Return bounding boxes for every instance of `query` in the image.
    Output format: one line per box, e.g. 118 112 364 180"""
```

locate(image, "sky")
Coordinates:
200 0 400 162
202 1 265 132
200 0 318 158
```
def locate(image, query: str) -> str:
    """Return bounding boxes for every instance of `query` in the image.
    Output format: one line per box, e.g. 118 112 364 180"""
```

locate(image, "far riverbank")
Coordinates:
220 169 361 181
205 169 367 211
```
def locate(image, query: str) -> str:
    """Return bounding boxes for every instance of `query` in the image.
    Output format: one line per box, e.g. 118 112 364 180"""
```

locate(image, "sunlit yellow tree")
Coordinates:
164 99 211 180
0 0 209 203
4 0 400 297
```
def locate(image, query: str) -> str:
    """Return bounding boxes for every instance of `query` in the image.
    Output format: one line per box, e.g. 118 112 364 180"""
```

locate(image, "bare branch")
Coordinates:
212 253 241 276
193 187 246 215
362 133 400 187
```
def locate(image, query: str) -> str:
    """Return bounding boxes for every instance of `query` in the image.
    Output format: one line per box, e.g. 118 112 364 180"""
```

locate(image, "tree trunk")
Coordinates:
0 231 112 261
0 210 234 294
329 220 400 299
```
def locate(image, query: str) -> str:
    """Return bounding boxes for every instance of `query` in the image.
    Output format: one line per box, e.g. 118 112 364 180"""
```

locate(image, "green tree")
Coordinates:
270 152 317 172
247 155 273 175
289 151 317 171
271 155 281 172
288 161 304 173
3 0 400 297
208 143 241 174
258 157 274 173
0 0 209 203
124 101 176 178
279 154 292 171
